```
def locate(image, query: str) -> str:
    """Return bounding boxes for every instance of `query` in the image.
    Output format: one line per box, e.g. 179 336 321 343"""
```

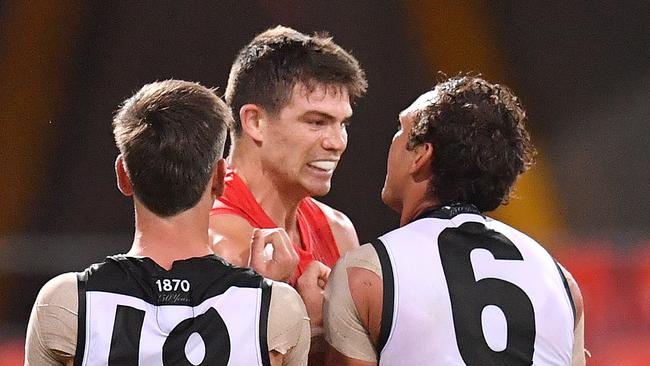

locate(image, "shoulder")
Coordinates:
311 199 353 228
209 212 255 242
343 245 383 301
484 216 540 246
270 281 308 318
327 244 382 309
25 272 78 363
326 244 384 350
312 199 359 254
209 213 256 266
337 243 382 278
268 281 310 357
36 272 78 308
328 244 383 307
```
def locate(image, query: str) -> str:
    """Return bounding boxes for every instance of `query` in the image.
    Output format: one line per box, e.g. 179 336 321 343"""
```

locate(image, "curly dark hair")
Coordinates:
408 76 536 212
225 25 367 138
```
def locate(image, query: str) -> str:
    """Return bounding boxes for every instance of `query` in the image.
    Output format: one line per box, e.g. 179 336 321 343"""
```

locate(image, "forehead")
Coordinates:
282 82 353 118
400 89 440 121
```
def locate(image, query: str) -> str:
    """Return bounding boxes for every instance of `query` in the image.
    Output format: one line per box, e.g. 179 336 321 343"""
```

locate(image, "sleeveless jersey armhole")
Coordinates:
371 239 394 360
74 272 87 366
553 259 577 326
259 279 272 366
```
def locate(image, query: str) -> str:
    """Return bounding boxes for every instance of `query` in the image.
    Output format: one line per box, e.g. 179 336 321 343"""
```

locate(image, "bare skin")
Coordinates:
296 260 332 366
27 158 299 366
210 82 360 281
326 261 586 366
321 97 587 366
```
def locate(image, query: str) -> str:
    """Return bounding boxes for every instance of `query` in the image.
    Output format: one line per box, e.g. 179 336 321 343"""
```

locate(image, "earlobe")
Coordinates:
211 158 227 198
239 104 264 142
115 155 134 196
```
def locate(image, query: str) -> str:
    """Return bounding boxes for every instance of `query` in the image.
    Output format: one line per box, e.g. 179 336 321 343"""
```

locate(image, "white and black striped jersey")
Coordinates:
74 254 272 366
373 205 575 366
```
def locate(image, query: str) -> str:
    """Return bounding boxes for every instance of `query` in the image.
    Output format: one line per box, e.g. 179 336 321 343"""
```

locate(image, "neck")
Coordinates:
399 189 439 227
126 198 213 270
230 144 303 236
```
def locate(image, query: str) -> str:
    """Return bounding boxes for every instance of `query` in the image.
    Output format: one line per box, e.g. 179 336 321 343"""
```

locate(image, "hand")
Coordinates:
249 228 299 283
296 260 331 329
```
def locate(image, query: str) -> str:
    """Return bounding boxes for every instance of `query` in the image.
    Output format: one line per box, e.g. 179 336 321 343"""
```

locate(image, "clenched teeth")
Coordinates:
308 161 337 171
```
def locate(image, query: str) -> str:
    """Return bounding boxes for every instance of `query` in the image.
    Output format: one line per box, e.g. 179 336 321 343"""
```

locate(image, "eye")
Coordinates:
308 119 326 127
341 120 351 128
396 122 402 132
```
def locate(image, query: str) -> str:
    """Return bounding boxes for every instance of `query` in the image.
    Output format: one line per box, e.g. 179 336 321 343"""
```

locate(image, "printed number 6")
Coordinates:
439 222 535 365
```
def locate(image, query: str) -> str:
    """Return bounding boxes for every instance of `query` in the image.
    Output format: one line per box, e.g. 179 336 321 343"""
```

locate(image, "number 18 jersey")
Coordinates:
374 205 575 366
75 255 272 366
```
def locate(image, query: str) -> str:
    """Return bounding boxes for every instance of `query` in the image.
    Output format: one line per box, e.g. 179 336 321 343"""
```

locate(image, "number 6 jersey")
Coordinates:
325 205 576 366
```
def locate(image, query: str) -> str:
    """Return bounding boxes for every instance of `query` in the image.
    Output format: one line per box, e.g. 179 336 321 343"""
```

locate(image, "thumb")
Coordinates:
249 228 265 264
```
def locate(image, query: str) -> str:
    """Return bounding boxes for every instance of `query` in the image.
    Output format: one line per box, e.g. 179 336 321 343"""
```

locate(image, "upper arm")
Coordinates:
209 213 255 267
346 267 383 347
25 272 78 366
267 282 310 366
324 245 382 365
313 200 359 255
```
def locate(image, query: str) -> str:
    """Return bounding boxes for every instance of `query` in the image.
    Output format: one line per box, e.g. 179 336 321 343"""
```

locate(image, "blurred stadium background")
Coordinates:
1 1 648 364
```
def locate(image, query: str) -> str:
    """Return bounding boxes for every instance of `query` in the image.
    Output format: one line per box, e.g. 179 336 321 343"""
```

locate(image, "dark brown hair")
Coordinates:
225 25 367 137
409 75 536 212
113 80 231 217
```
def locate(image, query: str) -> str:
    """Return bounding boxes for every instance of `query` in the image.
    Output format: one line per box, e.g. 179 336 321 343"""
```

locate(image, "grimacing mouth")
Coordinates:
307 160 338 172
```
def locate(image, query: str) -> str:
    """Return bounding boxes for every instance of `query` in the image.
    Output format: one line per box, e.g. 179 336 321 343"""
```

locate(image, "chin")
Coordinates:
381 188 401 213
303 180 331 197
310 185 331 197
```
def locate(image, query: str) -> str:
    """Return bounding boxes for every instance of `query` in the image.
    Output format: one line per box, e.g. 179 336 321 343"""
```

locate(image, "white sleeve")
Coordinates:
267 281 310 366
323 244 382 362
25 272 78 366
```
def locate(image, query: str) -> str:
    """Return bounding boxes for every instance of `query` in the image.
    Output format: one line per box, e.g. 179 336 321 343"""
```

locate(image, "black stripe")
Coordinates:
108 305 146 365
74 272 87 366
371 239 394 358
554 260 576 325
258 279 272 366
412 204 482 222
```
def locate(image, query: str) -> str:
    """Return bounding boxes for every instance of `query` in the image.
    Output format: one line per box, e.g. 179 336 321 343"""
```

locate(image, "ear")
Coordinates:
211 158 227 198
115 155 134 196
409 143 434 182
239 104 265 142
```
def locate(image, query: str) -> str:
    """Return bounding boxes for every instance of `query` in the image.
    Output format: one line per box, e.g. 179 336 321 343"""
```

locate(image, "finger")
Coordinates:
316 262 331 288
249 228 266 264
319 264 331 283
252 228 287 261
267 230 296 263
309 260 331 278
299 261 329 288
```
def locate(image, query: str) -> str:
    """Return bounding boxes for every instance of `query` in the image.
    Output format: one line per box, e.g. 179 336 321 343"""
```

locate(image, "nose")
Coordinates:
322 124 348 152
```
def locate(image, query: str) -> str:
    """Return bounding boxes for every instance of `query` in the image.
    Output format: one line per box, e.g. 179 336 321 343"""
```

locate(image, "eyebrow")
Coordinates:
301 110 352 123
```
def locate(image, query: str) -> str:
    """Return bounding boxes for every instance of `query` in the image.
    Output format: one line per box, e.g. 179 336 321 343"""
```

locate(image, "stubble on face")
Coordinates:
263 82 352 199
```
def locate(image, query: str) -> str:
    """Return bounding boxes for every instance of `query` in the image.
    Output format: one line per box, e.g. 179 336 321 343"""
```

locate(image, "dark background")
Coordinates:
1 1 648 363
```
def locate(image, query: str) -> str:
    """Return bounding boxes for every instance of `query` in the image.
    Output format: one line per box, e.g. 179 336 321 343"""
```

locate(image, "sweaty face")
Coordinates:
382 90 439 212
261 83 352 198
